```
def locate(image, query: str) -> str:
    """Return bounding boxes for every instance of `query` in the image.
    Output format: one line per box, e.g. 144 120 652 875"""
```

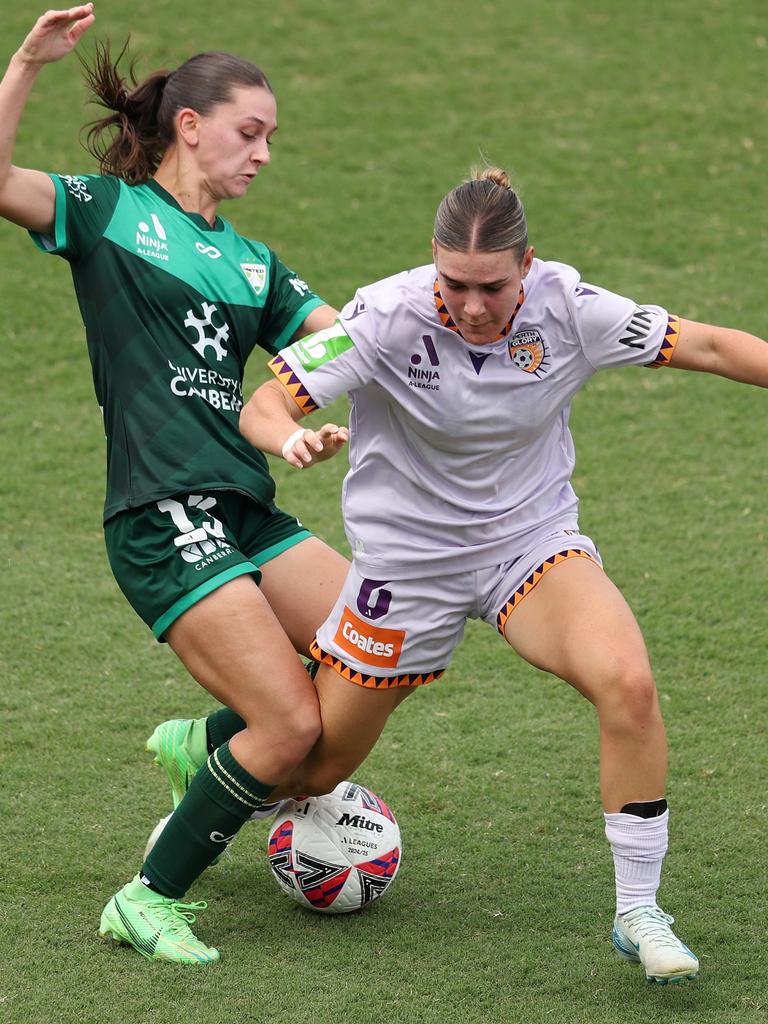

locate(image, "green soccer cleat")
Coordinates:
612 906 699 984
98 875 219 964
146 718 208 809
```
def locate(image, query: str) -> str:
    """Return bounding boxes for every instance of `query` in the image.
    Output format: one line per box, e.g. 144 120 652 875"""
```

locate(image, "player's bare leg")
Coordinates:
501 556 665 811
258 536 349 656
270 665 413 799
102 576 324 962
166 574 321 781
502 555 698 983
147 538 349 810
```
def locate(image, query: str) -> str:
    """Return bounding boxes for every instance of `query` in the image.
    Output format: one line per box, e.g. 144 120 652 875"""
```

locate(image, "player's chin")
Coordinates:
226 175 257 198
461 326 497 345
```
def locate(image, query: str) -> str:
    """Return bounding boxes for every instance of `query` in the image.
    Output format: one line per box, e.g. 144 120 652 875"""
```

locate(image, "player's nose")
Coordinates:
251 138 270 165
463 291 485 316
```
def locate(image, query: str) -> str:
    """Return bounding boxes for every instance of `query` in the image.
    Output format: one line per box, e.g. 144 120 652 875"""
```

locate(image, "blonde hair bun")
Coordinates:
471 166 513 190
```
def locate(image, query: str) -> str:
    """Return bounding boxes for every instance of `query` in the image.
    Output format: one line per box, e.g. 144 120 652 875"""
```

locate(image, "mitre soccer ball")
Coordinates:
143 813 172 859
267 781 401 914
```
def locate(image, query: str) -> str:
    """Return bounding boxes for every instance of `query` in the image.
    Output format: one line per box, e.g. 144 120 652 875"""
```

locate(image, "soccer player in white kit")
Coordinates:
241 167 768 984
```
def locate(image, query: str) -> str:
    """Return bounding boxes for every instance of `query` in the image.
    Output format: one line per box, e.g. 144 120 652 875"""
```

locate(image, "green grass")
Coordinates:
1 1 767 1021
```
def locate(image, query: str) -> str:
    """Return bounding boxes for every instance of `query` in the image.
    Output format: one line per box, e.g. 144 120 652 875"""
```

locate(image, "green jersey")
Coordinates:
31 173 325 521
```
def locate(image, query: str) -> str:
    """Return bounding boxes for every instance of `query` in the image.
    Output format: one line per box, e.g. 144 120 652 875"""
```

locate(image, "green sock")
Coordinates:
141 741 275 898
205 707 246 753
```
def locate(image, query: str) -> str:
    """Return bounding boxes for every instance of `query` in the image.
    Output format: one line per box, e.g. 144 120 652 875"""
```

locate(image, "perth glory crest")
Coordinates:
508 329 548 375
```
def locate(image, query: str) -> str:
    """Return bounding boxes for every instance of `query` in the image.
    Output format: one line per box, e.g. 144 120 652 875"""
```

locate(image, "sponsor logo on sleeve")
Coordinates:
618 308 657 350
289 322 355 370
62 175 93 203
334 606 405 668
289 276 311 296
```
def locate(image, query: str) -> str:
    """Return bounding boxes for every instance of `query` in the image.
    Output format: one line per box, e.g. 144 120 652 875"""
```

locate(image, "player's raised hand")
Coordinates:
282 423 349 469
16 5 95 67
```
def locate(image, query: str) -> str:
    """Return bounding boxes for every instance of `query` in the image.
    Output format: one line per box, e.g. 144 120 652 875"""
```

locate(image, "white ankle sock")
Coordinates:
604 808 669 914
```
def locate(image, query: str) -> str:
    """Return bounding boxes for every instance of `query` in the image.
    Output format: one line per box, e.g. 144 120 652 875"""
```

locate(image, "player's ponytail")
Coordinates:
433 165 528 257
80 40 167 183
80 40 272 184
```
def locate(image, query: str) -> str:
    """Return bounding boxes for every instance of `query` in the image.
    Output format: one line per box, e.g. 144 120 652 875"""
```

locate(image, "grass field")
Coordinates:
1 1 766 1021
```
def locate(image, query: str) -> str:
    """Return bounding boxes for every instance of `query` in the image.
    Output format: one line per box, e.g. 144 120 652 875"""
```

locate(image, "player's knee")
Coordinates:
292 758 352 798
276 712 323 774
596 657 659 730
240 702 322 778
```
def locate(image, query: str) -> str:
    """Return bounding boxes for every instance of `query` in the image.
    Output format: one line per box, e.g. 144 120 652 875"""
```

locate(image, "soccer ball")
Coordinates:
267 781 401 914
143 813 172 859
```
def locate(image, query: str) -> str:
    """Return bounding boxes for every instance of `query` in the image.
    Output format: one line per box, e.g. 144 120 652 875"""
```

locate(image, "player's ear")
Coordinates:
176 108 200 146
521 245 535 277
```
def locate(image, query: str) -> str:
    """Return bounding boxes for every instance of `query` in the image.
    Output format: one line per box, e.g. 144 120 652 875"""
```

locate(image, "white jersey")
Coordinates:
269 259 679 578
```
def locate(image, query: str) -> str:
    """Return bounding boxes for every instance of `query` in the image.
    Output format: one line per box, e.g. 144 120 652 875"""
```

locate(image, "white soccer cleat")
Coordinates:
249 800 285 821
143 812 232 865
612 906 699 984
143 813 172 859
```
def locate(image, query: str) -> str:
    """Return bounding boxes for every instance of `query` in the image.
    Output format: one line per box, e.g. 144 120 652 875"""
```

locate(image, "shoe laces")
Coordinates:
622 906 680 947
151 898 209 939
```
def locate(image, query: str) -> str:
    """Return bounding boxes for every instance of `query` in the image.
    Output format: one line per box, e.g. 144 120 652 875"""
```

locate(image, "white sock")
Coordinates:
604 808 669 915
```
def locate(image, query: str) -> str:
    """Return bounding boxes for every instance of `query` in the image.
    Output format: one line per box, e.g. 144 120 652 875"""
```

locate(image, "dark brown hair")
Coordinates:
80 40 272 184
433 166 528 258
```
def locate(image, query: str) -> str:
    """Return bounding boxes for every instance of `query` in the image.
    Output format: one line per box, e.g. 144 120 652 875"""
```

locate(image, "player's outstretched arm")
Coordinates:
0 4 95 232
293 303 339 338
240 378 349 469
670 318 768 388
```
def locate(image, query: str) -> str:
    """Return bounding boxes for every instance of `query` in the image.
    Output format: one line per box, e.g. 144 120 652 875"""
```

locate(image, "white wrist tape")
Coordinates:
281 428 306 459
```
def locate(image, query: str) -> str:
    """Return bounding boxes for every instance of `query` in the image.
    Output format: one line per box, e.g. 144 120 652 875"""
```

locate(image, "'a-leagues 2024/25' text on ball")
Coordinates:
267 781 401 914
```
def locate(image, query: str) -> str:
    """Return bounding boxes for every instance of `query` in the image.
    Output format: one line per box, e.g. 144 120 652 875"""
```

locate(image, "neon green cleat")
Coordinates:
146 718 284 822
146 718 208 809
98 875 219 964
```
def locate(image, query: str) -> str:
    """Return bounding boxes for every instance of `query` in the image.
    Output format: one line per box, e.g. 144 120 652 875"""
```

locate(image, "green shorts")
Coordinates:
104 490 312 641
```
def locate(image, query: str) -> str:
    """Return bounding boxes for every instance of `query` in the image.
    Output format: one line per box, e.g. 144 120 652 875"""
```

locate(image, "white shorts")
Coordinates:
310 530 601 689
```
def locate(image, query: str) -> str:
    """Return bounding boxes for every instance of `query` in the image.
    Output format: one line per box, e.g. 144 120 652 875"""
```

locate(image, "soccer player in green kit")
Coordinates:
0 5 350 962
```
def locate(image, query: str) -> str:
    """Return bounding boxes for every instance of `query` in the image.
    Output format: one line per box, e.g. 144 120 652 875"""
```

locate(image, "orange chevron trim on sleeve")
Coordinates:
496 548 600 635
646 314 681 368
267 353 319 414
309 638 445 689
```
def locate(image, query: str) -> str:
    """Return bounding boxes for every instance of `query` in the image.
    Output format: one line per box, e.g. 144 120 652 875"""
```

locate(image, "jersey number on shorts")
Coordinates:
356 579 393 620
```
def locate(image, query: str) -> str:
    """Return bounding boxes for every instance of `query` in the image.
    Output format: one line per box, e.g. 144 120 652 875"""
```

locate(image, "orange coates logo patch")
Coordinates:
508 329 548 375
334 606 405 668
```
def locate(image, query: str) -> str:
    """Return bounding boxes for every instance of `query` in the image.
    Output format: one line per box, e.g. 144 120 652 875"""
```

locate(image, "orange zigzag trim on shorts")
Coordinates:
309 639 445 689
268 353 318 414
496 548 599 635
646 314 680 368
